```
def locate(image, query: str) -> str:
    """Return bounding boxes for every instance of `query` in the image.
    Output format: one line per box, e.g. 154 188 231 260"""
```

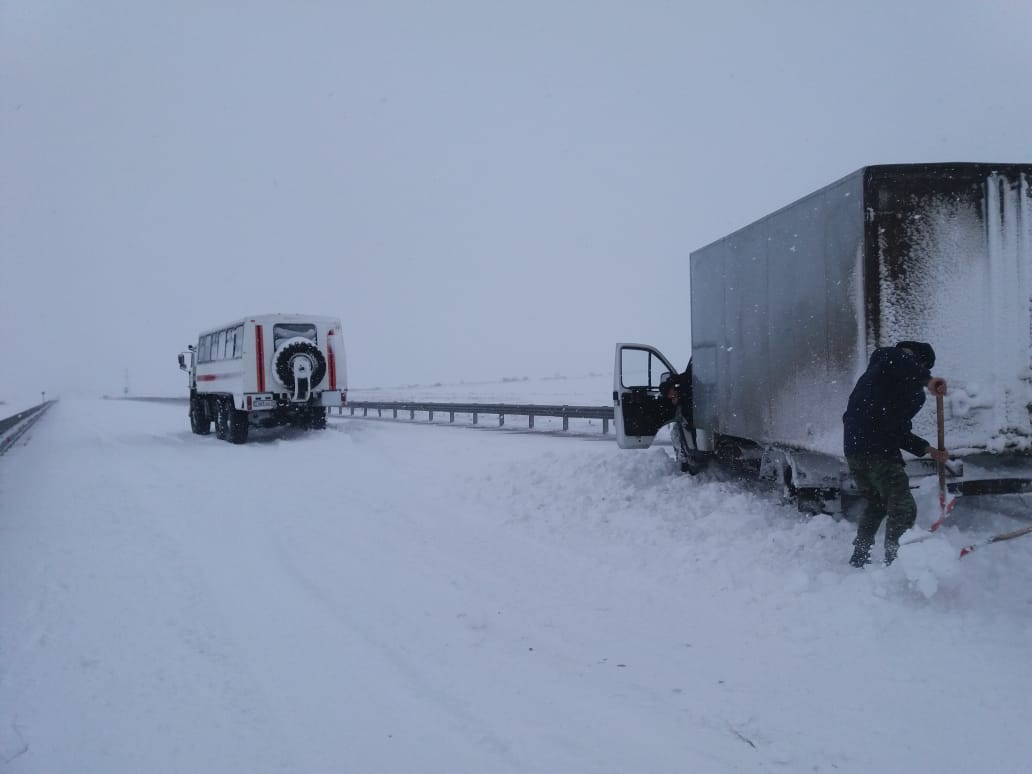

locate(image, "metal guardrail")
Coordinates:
0 401 56 455
342 401 615 434
111 396 616 434
109 396 188 404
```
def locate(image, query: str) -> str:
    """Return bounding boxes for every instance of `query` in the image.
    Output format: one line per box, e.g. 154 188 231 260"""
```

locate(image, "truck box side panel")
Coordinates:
691 163 1032 459
865 164 1032 453
691 170 866 456
768 173 867 453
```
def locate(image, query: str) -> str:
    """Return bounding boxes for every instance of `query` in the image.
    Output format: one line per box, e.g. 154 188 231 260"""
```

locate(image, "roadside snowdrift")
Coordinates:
1 399 1030 773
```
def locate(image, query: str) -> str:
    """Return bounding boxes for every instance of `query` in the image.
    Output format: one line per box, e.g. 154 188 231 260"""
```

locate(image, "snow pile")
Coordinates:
1 398 1031 773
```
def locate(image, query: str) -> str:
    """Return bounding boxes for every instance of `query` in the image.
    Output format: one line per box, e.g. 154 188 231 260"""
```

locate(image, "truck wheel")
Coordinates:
214 399 228 440
308 408 327 430
227 404 249 444
190 398 211 435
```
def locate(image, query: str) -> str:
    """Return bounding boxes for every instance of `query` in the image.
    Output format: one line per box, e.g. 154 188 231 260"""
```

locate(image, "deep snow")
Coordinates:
2 394 1032 773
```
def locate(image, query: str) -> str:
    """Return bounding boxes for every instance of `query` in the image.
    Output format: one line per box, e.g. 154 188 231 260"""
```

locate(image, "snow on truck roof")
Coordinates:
691 162 1031 255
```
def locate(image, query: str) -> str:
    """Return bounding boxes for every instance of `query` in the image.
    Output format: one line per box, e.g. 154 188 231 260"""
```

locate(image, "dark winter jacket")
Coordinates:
842 346 932 459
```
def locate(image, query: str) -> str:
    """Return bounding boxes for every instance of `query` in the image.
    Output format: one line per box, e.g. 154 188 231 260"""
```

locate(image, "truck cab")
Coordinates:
614 343 705 473
613 343 678 449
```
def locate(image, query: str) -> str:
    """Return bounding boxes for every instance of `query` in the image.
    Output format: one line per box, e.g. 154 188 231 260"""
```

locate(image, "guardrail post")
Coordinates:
393 408 398 418
378 408 383 417
449 411 455 422
473 412 478 425
410 409 415 420
529 415 534 429
363 407 368 416
429 410 434 422
499 414 504 427
602 417 609 433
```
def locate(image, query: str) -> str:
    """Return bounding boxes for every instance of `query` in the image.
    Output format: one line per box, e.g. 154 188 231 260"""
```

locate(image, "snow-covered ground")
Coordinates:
0 395 48 420
2 397 1031 773
347 372 615 406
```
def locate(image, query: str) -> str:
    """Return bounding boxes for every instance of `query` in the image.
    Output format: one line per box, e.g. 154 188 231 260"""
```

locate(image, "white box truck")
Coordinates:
615 163 1032 510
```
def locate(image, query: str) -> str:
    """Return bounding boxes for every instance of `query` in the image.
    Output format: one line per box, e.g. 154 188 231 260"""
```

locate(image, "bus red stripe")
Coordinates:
255 325 266 392
328 340 337 390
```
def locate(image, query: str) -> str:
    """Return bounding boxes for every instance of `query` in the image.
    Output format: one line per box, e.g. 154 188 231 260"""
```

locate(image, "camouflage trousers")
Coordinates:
846 454 917 552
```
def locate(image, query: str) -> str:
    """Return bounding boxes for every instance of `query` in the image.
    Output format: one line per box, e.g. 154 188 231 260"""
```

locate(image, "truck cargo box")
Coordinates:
689 163 1032 459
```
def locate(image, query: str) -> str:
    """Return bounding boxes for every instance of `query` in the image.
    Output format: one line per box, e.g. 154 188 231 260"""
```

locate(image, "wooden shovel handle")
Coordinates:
936 394 946 497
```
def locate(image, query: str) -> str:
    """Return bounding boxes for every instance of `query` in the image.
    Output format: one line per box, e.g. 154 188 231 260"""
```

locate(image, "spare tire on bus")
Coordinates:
273 337 327 389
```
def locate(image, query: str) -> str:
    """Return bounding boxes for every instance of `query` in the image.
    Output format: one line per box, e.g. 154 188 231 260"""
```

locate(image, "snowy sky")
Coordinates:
3 0 1031 399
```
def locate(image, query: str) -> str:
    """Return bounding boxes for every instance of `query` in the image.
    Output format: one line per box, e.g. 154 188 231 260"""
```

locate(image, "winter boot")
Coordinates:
849 537 873 568
883 517 911 566
884 540 900 566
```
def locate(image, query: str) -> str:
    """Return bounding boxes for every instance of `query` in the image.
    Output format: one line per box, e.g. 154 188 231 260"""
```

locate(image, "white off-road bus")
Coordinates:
178 313 346 443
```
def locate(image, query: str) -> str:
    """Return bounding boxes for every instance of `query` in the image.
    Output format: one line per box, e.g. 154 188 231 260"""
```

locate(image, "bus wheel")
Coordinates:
214 399 228 440
190 398 211 435
227 404 249 444
308 408 327 430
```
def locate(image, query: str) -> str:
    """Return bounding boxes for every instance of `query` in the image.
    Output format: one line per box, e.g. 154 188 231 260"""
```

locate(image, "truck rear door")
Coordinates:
613 343 678 449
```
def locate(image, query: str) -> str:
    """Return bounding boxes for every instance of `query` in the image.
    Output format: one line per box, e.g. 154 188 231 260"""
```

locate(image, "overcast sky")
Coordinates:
2 0 1030 399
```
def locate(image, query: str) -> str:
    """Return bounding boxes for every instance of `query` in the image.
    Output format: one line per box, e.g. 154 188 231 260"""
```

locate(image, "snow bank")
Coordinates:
1 398 1030 773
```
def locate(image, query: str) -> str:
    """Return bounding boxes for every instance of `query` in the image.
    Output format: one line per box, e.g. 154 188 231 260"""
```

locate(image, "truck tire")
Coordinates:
227 403 249 444
214 398 228 440
308 408 327 430
273 339 327 389
190 398 211 435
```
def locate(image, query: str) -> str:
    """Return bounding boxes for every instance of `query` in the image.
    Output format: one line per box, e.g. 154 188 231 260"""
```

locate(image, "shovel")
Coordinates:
928 393 955 532
901 395 956 546
959 524 1032 557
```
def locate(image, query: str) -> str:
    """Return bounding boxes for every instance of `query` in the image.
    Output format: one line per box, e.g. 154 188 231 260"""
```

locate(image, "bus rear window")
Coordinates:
273 324 317 349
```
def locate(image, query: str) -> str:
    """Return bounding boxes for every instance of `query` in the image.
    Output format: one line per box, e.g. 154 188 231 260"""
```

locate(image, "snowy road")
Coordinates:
2 399 1031 773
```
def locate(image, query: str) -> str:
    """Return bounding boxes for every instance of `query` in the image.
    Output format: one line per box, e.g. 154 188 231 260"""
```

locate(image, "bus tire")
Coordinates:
190 398 211 435
214 398 228 440
227 404 249 444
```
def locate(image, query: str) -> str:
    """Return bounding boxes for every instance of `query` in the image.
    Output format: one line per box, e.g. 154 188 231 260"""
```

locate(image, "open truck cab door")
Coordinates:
613 343 678 449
